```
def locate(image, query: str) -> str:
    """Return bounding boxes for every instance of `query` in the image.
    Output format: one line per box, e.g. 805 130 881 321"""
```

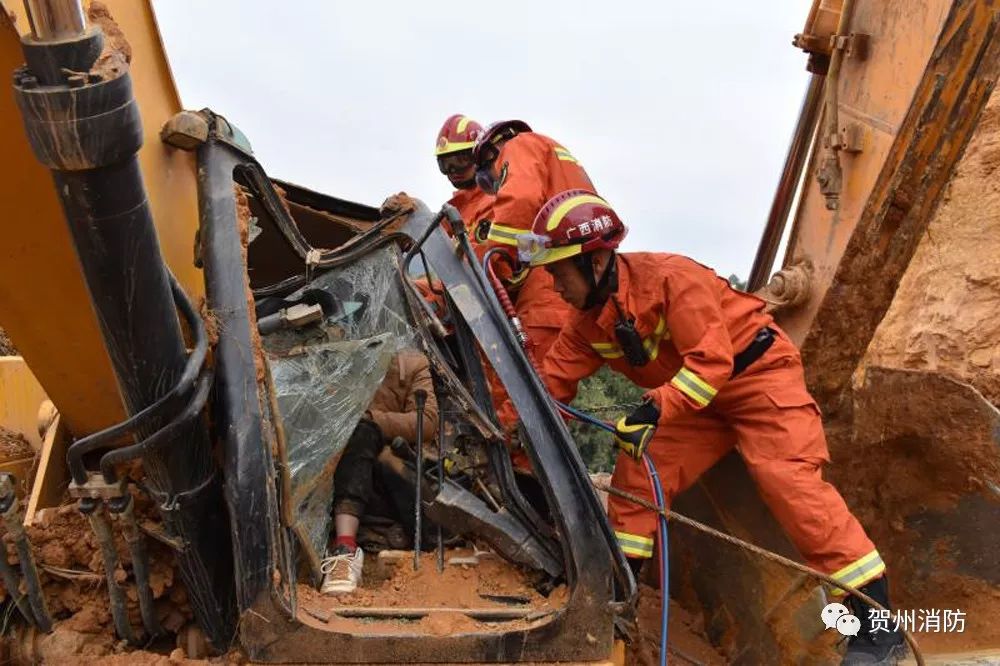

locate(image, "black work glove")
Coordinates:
614 400 660 461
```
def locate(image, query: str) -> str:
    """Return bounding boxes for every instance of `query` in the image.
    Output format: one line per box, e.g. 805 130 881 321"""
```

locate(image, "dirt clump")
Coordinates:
0 426 34 460
26 632 247 665
297 549 561 637
0 326 16 355
87 2 131 81
234 185 268 385
198 299 221 347
378 192 417 233
5 493 194 660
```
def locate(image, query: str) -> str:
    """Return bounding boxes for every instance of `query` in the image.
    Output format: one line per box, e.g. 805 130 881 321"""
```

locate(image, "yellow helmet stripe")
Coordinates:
545 194 608 232
529 243 582 267
456 116 471 133
435 139 477 156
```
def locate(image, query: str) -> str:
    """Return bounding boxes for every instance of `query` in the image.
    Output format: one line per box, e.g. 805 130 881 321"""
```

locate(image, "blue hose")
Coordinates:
554 400 616 433
644 454 670 666
555 400 670 662
485 253 667 657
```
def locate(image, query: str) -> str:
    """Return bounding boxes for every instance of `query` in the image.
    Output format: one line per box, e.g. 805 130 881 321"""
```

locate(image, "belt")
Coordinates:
730 327 776 378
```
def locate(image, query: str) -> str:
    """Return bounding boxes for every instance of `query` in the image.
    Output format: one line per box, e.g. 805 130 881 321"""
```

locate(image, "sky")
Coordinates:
152 1 810 280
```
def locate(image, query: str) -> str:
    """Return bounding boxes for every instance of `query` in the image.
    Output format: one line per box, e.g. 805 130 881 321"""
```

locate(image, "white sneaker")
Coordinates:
320 547 364 595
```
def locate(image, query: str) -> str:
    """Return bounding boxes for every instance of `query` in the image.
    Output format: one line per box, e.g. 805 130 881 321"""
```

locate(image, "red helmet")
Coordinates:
518 190 627 267
435 114 484 156
471 119 532 167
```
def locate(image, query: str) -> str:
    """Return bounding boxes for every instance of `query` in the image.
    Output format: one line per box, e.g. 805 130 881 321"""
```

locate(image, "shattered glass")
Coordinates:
262 248 418 567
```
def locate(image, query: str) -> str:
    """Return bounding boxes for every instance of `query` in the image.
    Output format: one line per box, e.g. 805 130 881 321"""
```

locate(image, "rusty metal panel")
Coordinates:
797 0 1000 408
777 0 953 347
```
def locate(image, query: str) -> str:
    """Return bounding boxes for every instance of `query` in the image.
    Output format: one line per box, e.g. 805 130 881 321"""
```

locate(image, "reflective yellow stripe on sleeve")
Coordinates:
591 341 624 359
826 550 886 597
614 531 654 558
485 222 524 246
554 146 578 163
670 367 717 407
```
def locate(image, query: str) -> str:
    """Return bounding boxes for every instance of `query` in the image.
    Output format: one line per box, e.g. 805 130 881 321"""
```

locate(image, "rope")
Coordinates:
593 482 925 666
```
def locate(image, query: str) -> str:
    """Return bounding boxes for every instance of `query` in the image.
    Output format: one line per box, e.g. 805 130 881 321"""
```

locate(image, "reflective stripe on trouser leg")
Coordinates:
608 411 736 560
615 531 655 558
826 549 886 597
608 454 659 560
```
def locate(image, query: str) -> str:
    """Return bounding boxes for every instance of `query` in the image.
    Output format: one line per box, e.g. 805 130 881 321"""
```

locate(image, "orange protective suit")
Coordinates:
448 187 494 249
484 132 593 365
542 252 885 595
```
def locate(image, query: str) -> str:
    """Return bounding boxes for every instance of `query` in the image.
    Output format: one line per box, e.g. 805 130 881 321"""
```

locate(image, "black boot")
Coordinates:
840 576 906 665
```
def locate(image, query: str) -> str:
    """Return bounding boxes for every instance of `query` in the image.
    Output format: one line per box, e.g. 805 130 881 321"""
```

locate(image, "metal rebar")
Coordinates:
114 496 162 639
436 407 445 573
0 549 36 628
23 0 86 41
2 505 52 633
332 606 542 621
413 390 427 571
85 503 138 645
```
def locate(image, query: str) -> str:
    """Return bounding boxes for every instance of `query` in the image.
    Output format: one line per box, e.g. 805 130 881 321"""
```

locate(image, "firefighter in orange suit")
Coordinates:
471 120 588 363
418 115 493 320
521 190 904 666
435 114 494 245
432 114 518 422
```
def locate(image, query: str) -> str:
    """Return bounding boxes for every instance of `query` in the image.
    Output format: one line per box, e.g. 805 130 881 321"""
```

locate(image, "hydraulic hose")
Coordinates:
67 272 208 485
0 550 36 628
644 455 669 666
113 495 163 639
472 224 639 606
2 506 52 633
483 248 540 370
97 368 214 483
552 400 670 661
84 501 139 645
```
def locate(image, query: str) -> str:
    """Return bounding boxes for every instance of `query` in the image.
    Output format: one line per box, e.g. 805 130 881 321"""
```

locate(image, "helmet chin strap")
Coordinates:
454 177 477 190
575 252 617 310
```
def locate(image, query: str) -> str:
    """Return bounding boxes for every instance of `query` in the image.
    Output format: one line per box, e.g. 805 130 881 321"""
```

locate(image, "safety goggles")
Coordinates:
437 152 475 176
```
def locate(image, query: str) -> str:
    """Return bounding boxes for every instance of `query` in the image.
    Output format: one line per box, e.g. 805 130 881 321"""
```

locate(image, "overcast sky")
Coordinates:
153 1 809 279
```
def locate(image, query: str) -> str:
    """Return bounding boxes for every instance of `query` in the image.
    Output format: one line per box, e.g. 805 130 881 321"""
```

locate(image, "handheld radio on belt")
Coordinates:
610 297 650 367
